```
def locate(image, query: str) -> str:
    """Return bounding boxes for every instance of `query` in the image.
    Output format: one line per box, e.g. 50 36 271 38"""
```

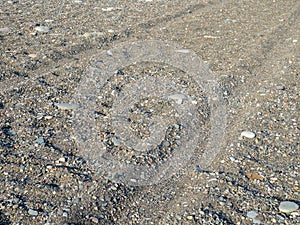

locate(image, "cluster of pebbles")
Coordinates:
91 63 209 167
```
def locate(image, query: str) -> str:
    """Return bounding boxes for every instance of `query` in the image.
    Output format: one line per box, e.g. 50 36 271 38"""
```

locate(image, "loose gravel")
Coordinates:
0 0 299 224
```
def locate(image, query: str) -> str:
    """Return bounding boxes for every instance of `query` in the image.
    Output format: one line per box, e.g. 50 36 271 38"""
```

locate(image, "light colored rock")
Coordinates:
229 156 236 162
0 27 10 33
44 19 54 23
247 210 261 224
54 103 79 110
279 201 299 213
241 130 256 139
35 137 45 145
107 49 113 56
112 137 121 146
58 157 66 163
83 32 104 38
175 49 190 53
28 209 38 216
44 115 53 120
28 53 37 58
186 215 194 220
168 94 186 104
90 216 99 223
35 26 51 33
101 7 122 12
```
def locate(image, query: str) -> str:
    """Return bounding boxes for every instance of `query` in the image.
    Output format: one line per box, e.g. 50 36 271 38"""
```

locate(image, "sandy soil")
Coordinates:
0 0 299 224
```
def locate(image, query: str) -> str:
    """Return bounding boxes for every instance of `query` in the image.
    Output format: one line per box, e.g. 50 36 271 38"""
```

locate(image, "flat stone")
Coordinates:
35 137 45 145
279 201 299 213
186 215 194 220
28 54 37 58
44 115 53 120
247 210 261 224
58 157 66 163
28 209 38 216
35 26 51 33
101 7 122 12
241 131 256 139
83 32 104 38
54 103 79 110
168 94 186 104
90 217 99 223
112 137 121 146
0 27 10 33
175 49 191 54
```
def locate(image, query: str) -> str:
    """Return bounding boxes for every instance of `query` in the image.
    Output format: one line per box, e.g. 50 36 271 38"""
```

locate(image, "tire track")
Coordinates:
0 0 230 95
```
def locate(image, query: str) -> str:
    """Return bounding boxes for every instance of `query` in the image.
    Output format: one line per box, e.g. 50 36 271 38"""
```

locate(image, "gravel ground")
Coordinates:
0 0 299 224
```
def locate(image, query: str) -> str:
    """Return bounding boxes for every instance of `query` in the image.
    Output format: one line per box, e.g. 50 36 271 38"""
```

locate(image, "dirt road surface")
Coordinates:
0 0 299 224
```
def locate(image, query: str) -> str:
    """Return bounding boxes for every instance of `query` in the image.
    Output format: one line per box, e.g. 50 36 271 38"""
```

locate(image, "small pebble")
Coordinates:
107 49 113 56
28 54 37 58
54 103 79 110
35 25 51 33
35 137 45 145
229 156 237 162
279 201 299 213
0 27 10 33
13 198 20 203
175 49 191 54
241 131 256 139
168 94 185 104
90 216 99 223
273 85 285 90
186 215 194 220
58 157 66 163
83 32 104 39
162 140 170 147
247 210 261 224
44 115 53 120
112 137 121 146
44 19 54 23
28 209 38 216
101 7 121 12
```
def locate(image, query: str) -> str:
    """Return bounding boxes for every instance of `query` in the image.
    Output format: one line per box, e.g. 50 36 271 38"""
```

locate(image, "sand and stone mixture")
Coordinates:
0 0 299 224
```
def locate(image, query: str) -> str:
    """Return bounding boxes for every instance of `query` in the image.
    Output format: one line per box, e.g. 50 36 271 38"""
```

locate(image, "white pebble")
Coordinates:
241 131 256 139
279 201 299 213
168 94 185 105
35 26 51 33
112 137 121 146
101 7 121 12
229 156 237 162
58 157 66 163
90 217 99 223
44 115 53 120
44 19 54 23
28 53 37 58
0 27 10 33
54 103 79 110
247 211 261 224
28 209 38 216
107 49 113 56
175 49 190 54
